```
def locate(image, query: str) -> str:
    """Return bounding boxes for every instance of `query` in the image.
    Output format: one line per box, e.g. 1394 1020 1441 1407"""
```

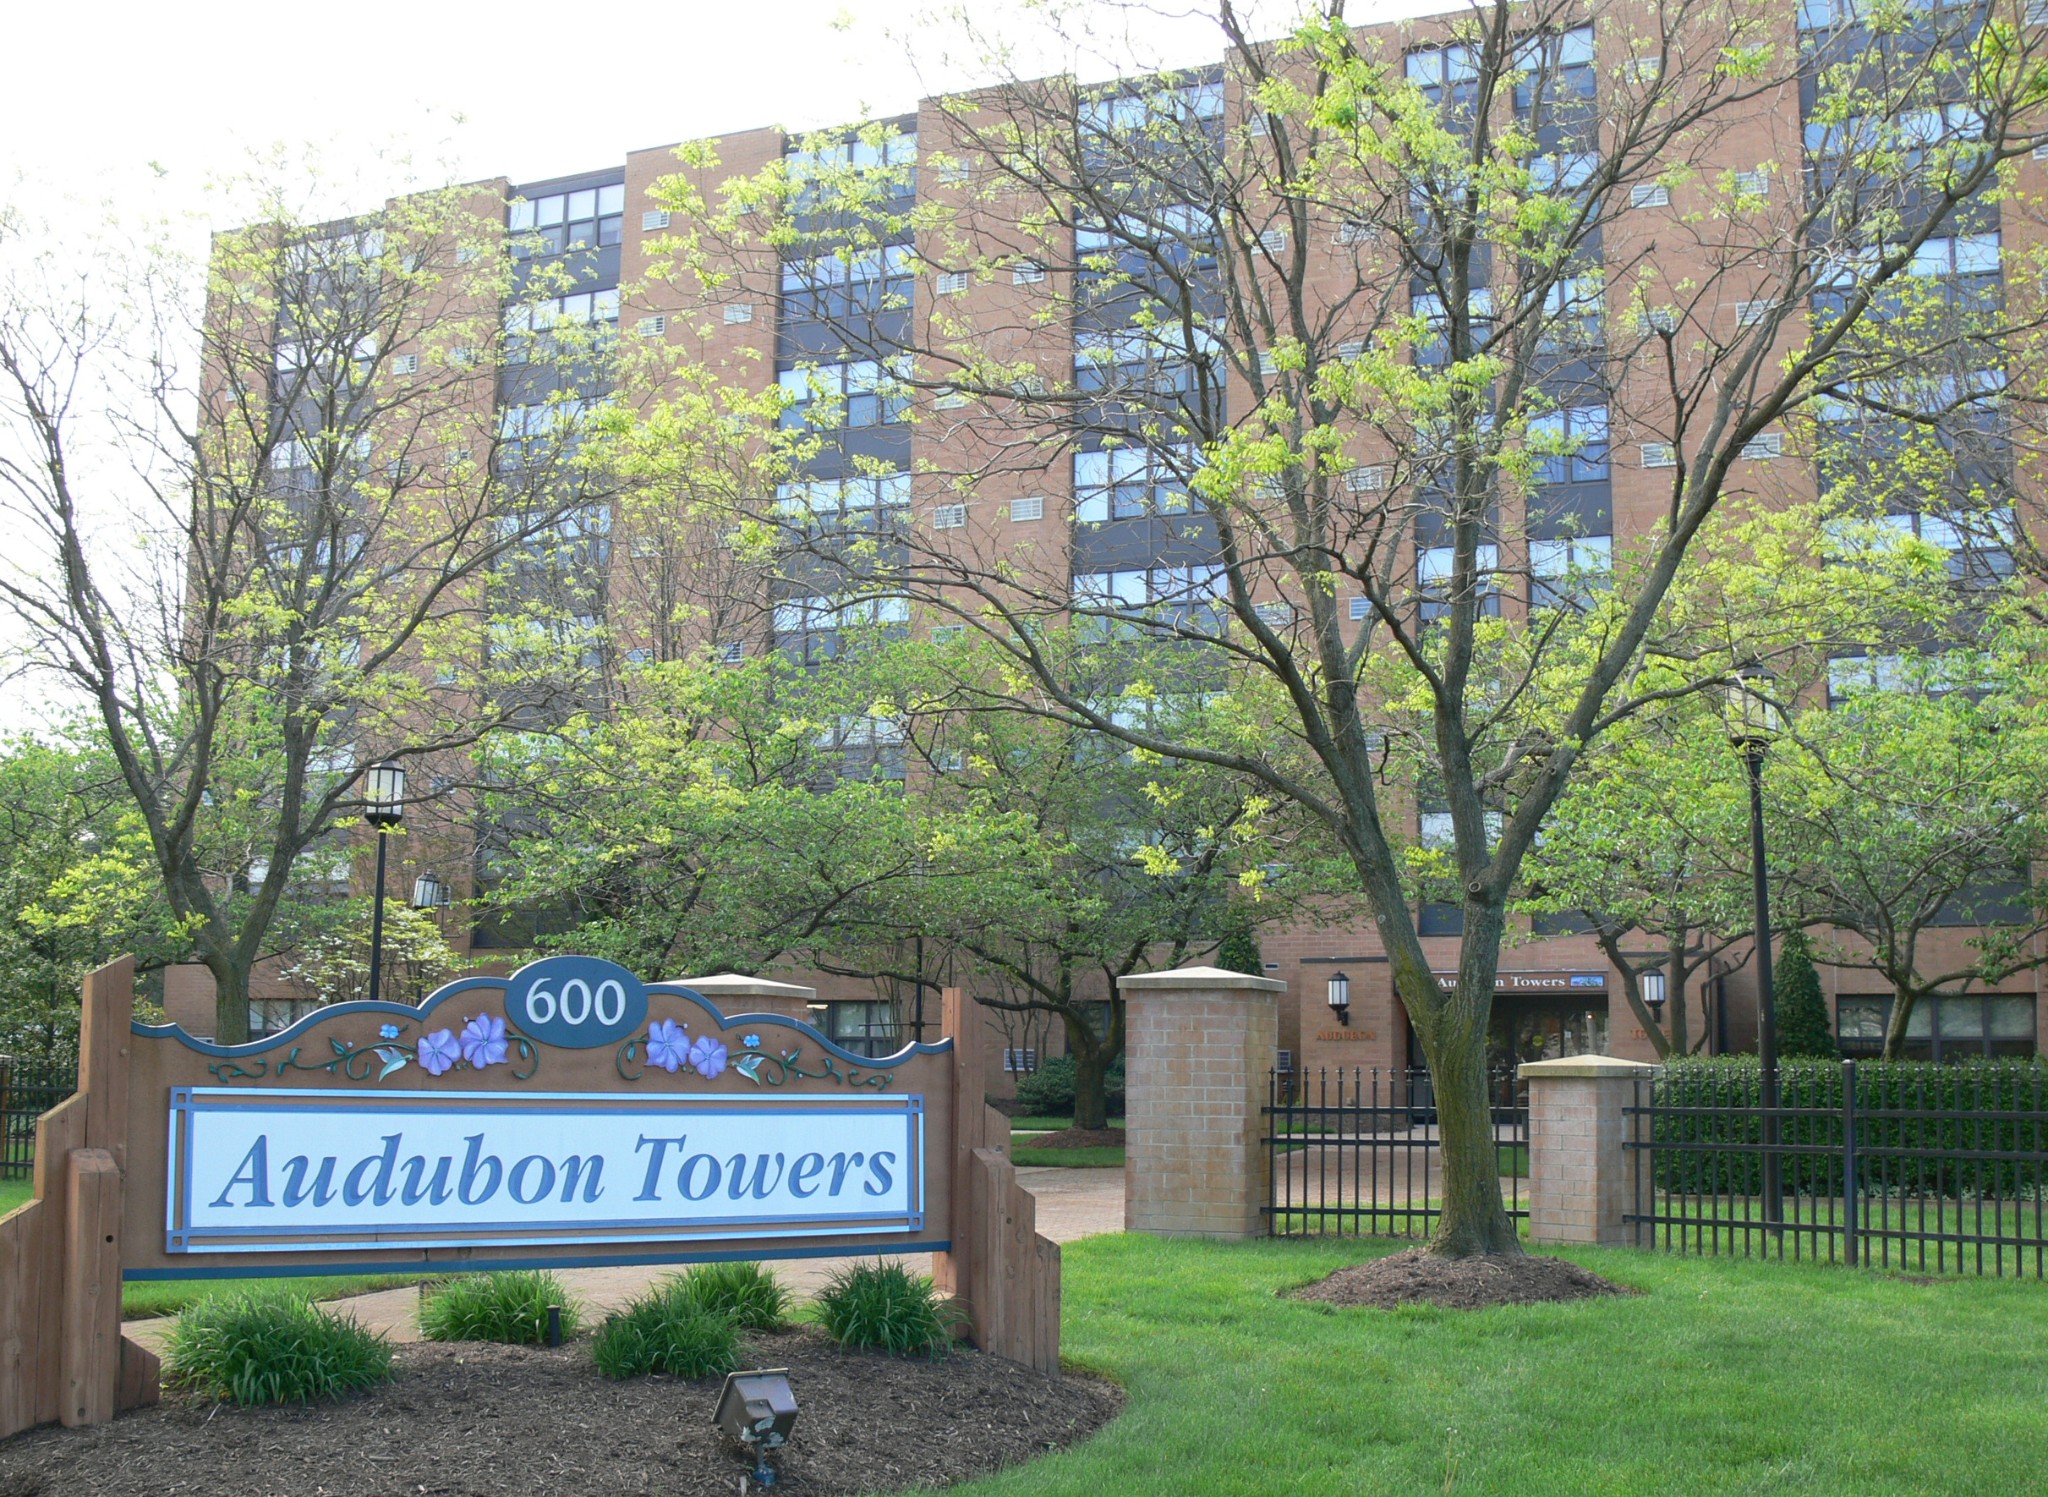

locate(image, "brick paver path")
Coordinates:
124 1165 1124 1352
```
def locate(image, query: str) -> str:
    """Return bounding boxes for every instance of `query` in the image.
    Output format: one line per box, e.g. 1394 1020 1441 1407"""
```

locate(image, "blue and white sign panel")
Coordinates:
165 1088 924 1255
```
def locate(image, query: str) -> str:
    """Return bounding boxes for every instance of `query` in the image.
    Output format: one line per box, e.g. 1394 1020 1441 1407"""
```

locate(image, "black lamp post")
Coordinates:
1723 661 1786 1228
1327 971 1351 1027
362 762 406 1006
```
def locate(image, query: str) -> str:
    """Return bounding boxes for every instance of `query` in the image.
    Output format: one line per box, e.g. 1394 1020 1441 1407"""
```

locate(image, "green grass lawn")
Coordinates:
948 1233 2048 1496
1013 1145 1125 1168
1010 1117 1125 1133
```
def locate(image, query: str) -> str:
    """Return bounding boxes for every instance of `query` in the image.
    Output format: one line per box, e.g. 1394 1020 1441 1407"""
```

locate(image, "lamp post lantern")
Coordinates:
1640 969 1668 1022
1327 971 1351 1027
362 762 406 1007
412 871 449 912
1722 662 1785 1227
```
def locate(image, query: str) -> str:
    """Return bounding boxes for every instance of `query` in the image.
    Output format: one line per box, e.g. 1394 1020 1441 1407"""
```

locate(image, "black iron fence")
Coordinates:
1 1056 76 1181
1264 1066 1527 1238
1626 1058 2048 1276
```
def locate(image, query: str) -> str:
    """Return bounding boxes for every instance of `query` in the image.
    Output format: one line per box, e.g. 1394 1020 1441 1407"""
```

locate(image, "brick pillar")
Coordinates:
666 973 817 1027
1521 1055 1658 1247
1118 964 1284 1239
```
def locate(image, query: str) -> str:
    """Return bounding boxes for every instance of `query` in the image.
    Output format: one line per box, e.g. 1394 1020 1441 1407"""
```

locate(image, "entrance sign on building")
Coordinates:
0 955 1057 1439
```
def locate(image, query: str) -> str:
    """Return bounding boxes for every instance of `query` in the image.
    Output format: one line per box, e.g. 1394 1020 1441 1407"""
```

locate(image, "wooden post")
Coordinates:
933 986 983 1302
61 1149 122 1427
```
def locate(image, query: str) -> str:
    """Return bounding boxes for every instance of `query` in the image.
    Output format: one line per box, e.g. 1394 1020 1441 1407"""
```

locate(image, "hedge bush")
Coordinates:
1014 1053 1125 1119
672 1260 788 1330
418 1270 579 1345
1651 1056 2048 1198
591 1280 740 1380
165 1290 392 1406
814 1260 961 1357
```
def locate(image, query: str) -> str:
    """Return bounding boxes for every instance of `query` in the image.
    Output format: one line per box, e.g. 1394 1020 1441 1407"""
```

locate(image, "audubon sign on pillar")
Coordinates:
1119 964 1285 1239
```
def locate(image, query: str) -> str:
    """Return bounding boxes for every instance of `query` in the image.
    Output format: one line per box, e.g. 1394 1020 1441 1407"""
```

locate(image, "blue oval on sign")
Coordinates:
504 955 649 1049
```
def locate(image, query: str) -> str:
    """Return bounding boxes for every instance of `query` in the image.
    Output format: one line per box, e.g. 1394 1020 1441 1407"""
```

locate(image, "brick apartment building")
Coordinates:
172 0 2047 1089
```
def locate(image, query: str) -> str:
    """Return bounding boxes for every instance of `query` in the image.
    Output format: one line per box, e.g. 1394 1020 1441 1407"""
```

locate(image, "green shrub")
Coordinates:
418 1270 579 1345
1652 1056 2048 1197
592 1281 740 1380
1773 932 1836 1059
1014 1054 1126 1119
164 1290 392 1406
814 1259 961 1358
674 1260 788 1329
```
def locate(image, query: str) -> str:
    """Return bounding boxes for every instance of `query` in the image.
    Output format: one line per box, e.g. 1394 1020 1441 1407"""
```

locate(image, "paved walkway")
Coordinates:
125 1166 1123 1352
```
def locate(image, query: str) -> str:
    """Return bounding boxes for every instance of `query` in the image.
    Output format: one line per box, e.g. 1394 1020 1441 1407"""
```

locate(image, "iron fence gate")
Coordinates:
1264 1066 1528 1238
1626 1059 2048 1276
0 1057 75 1180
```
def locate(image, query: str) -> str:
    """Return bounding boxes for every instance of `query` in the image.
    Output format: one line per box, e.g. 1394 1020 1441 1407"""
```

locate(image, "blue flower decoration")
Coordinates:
688 1035 728 1080
460 1014 509 1069
647 1018 690 1073
417 1029 460 1076
743 1034 761 1049
378 1023 401 1040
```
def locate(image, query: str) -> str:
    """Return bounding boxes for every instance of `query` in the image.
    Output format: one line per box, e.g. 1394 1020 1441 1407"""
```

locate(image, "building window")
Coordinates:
781 244 913 322
509 183 625 257
1073 444 1196 522
503 290 621 363
1417 542 1502 621
1527 404 1609 485
777 358 911 430
773 471 911 522
1512 25 1597 113
1530 534 1614 608
1838 994 2036 1060
817 1000 901 1058
773 594 911 664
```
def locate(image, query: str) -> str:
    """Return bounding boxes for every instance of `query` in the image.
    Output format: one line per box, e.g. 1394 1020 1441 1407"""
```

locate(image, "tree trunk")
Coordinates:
209 958 253 1046
1069 1025 1111 1131
1881 980 1918 1061
1416 1017 1521 1256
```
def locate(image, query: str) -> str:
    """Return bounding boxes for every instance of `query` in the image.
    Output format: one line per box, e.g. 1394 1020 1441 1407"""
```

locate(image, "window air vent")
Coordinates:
1010 495 1045 522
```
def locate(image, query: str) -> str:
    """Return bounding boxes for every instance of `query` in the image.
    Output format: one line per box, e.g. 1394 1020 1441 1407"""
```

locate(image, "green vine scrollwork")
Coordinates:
204 1019 538 1085
616 1036 893 1090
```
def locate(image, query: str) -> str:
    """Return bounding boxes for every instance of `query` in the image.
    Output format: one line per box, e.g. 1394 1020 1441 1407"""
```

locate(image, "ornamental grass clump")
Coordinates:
673 1260 789 1330
592 1281 740 1380
814 1260 961 1358
164 1290 392 1406
419 1270 579 1345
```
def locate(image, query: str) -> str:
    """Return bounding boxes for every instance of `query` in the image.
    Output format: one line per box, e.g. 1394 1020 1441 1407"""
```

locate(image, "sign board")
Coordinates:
120 955 953 1280
1432 971 1608 993
0 954 1063 1435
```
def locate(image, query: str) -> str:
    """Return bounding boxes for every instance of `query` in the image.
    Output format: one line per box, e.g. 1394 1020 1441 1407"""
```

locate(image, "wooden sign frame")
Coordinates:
0 957 1057 1438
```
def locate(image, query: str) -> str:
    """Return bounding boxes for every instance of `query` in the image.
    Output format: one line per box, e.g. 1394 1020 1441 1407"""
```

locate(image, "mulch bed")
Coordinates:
1292 1247 1636 1310
0 1328 1121 1497
1019 1128 1124 1150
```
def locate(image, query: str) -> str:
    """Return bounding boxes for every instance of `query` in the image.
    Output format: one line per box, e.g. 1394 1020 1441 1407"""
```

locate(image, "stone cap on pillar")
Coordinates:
1518 1054 1659 1081
666 973 818 1004
1118 964 1287 994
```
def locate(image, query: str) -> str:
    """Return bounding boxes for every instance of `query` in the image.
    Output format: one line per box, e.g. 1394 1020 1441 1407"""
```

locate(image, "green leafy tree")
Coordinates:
657 1 2048 1253
0 168 621 1040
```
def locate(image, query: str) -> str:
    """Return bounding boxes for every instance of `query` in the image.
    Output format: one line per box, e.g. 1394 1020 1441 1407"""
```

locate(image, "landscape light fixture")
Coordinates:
1721 659 1785 751
714 1368 799 1487
361 761 406 1007
411 871 449 910
1640 970 1668 1018
1327 971 1351 1026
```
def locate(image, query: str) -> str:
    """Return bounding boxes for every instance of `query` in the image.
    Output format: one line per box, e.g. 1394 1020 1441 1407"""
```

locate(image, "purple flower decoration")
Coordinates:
647 1018 690 1073
460 1014 509 1069
378 1023 401 1040
689 1035 728 1080
417 1029 460 1076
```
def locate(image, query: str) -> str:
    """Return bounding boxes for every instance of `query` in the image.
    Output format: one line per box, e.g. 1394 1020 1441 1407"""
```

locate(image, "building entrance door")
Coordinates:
1488 996 1608 1072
